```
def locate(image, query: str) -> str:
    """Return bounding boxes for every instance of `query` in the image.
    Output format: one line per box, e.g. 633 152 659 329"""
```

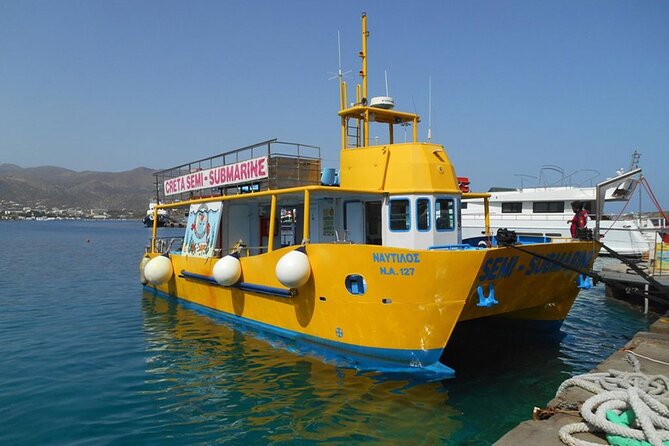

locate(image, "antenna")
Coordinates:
328 30 352 112
328 31 352 82
629 149 641 171
338 30 343 80
428 76 432 142
384 70 389 96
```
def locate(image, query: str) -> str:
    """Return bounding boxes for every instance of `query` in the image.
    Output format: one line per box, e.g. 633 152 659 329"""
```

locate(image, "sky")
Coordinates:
1 0 668 208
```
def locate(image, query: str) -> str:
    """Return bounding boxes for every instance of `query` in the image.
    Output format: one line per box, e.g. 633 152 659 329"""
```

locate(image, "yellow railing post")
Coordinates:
151 208 158 253
303 189 311 243
484 197 491 238
341 117 347 150
268 194 277 252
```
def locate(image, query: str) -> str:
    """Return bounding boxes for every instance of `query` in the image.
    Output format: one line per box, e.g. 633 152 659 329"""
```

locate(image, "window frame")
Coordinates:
388 198 411 232
532 201 565 213
435 197 456 232
501 202 523 213
415 197 431 232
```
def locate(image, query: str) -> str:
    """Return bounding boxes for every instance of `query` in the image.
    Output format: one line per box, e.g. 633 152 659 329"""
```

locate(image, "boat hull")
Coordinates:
458 242 597 322
142 241 598 379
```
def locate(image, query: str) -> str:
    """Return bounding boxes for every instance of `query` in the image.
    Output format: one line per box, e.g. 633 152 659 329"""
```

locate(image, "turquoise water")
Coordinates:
0 220 656 445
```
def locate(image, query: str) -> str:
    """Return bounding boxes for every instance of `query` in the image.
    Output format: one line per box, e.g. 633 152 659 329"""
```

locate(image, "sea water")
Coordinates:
0 221 655 445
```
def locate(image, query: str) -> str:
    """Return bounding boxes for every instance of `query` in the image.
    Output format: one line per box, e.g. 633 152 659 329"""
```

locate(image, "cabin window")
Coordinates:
389 199 411 231
279 207 301 246
501 202 522 213
416 198 431 231
435 198 455 231
457 199 462 229
461 202 468 209
533 201 565 213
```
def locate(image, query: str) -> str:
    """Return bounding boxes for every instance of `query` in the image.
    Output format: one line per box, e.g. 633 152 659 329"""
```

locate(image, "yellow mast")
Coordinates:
360 13 368 146
359 12 368 102
338 13 420 151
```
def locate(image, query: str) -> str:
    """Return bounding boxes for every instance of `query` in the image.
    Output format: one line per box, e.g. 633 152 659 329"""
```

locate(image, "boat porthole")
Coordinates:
319 296 327 302
382 298 392 304
335 328 344 338
345 274 367 295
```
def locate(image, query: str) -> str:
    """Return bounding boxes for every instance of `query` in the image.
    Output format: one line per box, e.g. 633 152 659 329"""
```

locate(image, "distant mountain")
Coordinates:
0 164 157 215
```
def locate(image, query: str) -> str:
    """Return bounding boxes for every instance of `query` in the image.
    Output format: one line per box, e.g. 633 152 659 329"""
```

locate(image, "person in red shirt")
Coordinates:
569 200 589 238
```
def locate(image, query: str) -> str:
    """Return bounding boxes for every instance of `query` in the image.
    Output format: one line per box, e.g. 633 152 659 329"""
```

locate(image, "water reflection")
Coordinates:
140 293 464 445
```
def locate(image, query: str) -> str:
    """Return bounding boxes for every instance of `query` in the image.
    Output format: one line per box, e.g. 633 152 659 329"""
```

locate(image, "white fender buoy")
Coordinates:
213 255 242 286
144 255 174 285
139 256 151 284
275 249 311 288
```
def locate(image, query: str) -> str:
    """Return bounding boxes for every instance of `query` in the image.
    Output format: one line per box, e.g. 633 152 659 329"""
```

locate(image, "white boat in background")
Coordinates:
143 201 170 228
462 160 665 257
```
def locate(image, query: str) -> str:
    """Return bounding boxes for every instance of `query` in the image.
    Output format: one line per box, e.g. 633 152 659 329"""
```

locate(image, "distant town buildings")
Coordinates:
0 199 138 220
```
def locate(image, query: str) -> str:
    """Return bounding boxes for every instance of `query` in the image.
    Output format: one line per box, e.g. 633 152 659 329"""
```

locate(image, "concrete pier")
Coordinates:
494 315 669 445
599 261 669 310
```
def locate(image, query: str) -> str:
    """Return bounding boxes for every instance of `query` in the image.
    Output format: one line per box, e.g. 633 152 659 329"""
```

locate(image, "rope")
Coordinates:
506 243 669 306
557 353 669 446
640 177 669 225
624 350 669 368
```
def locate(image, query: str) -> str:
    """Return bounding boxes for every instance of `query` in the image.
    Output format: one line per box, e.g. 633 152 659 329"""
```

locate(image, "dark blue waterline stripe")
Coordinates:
179 270 294 298
143 285 454 380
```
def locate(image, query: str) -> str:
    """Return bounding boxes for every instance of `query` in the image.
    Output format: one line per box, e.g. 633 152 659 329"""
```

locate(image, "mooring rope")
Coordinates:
557 353 669 446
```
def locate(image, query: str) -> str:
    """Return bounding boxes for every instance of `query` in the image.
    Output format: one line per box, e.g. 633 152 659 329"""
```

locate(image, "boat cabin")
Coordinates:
149 138 465 256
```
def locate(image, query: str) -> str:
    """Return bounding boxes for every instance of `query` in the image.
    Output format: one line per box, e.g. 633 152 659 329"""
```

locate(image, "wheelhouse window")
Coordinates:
533 201 565 213
389 199 410 231
416 198 431 231
435 198 455 231
501 202 522 213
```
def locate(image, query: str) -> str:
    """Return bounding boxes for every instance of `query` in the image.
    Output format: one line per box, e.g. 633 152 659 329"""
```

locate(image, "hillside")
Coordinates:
0 164 156 215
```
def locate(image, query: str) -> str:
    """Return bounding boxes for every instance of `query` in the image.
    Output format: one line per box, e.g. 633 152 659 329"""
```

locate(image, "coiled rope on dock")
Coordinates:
557 353 669 446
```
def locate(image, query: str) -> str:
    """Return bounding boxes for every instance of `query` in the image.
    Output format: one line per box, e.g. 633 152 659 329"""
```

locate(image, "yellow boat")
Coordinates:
141 13 599 379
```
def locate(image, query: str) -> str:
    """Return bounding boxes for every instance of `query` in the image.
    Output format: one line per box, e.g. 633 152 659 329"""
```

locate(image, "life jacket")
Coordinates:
570 209 589 237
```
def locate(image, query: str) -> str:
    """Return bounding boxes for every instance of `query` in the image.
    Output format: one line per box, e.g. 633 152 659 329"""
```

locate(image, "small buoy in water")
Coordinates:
213 255 242 286
276 249 311 288
144 255 173 285
139 256 151 284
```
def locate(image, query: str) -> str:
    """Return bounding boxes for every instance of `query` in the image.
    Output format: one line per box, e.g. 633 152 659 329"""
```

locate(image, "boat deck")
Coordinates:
152 139 322 204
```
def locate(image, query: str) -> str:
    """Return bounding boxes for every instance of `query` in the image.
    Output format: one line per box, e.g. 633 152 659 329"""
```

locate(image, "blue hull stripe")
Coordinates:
143 285 454 380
